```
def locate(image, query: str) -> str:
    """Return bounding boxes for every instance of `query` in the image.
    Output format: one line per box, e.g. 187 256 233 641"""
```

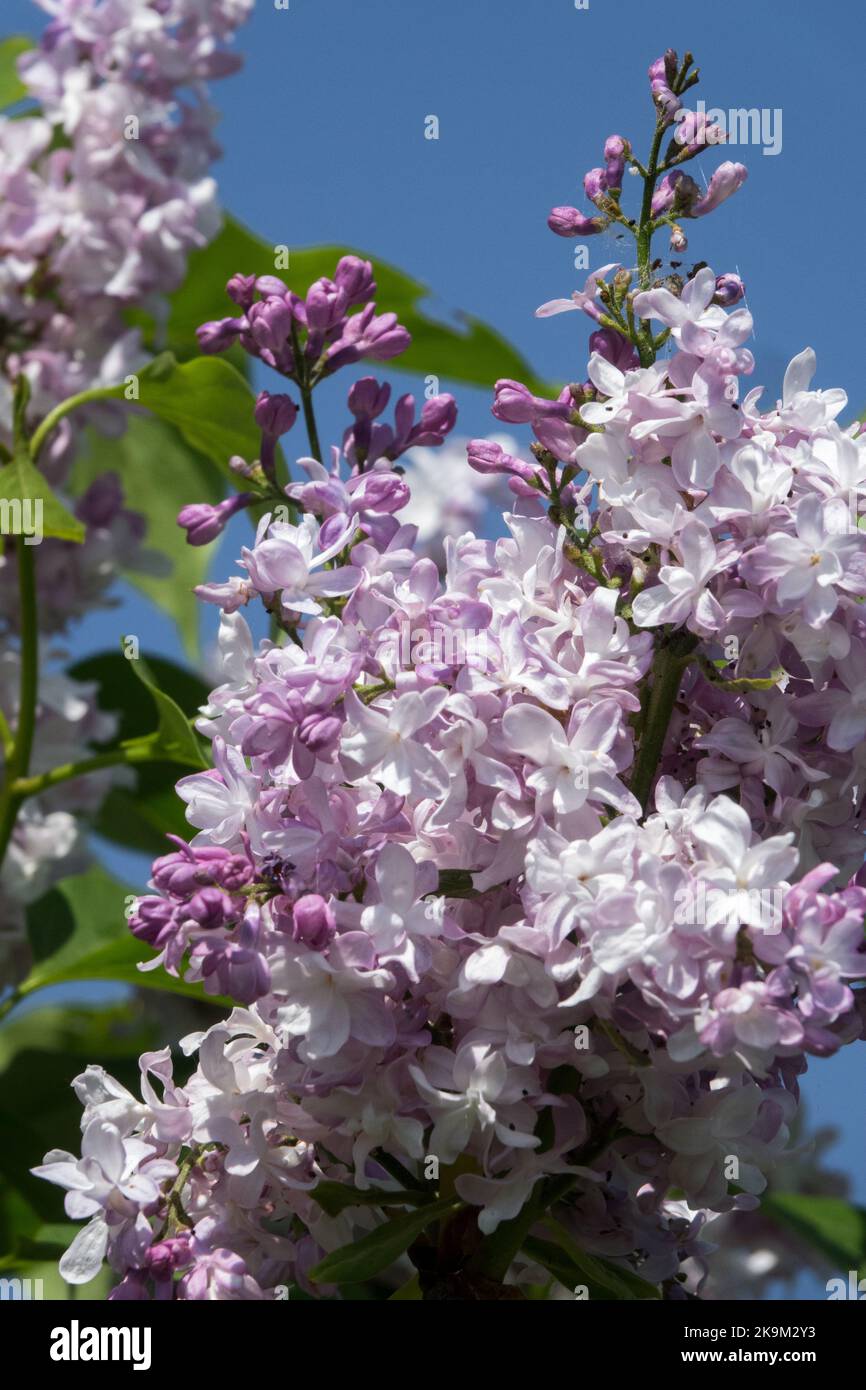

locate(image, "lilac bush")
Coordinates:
17 45 866 1298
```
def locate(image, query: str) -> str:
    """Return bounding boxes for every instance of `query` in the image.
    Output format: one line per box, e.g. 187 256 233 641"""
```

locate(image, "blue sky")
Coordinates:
3 0 864 1293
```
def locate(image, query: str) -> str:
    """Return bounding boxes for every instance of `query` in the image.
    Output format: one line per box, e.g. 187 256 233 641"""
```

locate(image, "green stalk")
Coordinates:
290 322 323 464
634 118 666 366
29 386 113 462
0 541 38 868
629 632 698 815
11 741 161 800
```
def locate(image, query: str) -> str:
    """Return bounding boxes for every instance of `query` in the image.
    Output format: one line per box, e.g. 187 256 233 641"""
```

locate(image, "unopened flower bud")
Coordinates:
254 391 298 438
348 376 391 420
547 206 605 237
334 255 376 306
291 894 336 950
713 272 746 307
226 274 257 309
178 492 253 546
583 167 608 204
247 296 293 352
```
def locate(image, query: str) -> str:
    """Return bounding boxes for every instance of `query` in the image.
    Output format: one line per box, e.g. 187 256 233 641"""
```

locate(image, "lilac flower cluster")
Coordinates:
36 51 866 1300
0 0 252 934
548 48 748 256
2 0 253 455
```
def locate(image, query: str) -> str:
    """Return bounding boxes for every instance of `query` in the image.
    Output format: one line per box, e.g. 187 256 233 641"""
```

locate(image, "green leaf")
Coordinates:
309 1196 458 1285
160 215 552 396
539 1217 660 1299
120 352 259 476
70 417 225 658
89 780 194 857
66 650 208 854
388 1274 422 1300
124 648 207 769
310 1180 432 1218
0 449 84 542
19 867 231 1005
0 37 32 110
39 352 260 483
763 1194 866 1276
521 1236 587 1293
68 650 209 747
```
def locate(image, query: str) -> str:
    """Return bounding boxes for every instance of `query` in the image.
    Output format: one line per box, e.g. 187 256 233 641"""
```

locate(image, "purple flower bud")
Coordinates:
674 110 727 156
348 376 391 420
219 858 254 893
291 893 336 950
589 328 639 372
147 1236 192 1280
583 167 609 204
327 307 411 371
200 940 271 1004
196 316 244 354
547 206 604 237
177 492 253 546
305 277 349 332
467 440 539 484
129 896 175 946
411 393 457 446
297 711 343 757
692 161 748 217
492 379 537 424
334 255 376 306
360 310 411 361
603 134 629 189
713 273 745 307
151 841 241 897
360 470 411 513
467 439 512 475
226 274 257 309
254 390 298 438
651 170 700 218
247 296 293 352
185 887 233 930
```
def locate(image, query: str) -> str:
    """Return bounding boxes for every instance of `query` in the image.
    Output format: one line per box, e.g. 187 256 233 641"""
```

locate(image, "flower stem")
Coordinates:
11 741 159 800
0 541 39 869
629 631 698 816
29 386 112 462
634 118 666 366
291 322 323 463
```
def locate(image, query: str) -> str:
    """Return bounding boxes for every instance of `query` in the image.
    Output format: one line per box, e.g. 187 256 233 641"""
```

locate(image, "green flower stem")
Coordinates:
634 117 666 366
629 632 698 816
0 540 39 870
291 322 323 465
10 741 164 801
29 386 113 462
